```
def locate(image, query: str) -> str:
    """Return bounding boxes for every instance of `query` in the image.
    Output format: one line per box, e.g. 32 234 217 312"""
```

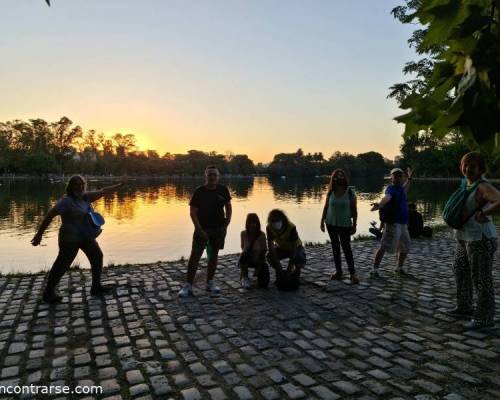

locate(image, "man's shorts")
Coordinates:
192 226 227 251
380 223 411 254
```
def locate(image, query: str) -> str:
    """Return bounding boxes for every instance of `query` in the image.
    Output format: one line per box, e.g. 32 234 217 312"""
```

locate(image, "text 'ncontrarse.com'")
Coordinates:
0 384 103 396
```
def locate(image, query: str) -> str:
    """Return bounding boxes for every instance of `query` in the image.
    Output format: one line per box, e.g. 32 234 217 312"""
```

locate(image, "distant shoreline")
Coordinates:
0 174 261 182
1 174 499 183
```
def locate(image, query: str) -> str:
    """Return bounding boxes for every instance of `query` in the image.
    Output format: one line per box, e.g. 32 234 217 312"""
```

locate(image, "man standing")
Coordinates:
370 167 412 277
178 165 232 296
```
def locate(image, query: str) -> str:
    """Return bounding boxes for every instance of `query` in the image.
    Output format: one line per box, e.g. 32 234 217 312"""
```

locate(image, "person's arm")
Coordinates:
476 182 500 221
86 182 124 202
289 226 300 254
320 191 330 231
266 226 275 253
190 206 207 239
371 194 392 211
31 208 59 246
224 201 232 227
240 231 246 251
403 167 413 193
351 191 358 234
256 233 267 264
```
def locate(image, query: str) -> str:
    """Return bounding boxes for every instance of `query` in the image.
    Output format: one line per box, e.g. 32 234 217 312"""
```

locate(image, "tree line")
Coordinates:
2 116 498 178
0 117 256 176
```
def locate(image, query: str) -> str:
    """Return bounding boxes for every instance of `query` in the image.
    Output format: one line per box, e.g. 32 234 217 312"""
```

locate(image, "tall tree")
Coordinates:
51 117 82 173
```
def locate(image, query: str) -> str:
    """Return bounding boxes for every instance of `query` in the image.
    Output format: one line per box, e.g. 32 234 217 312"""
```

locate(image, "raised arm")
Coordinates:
403 167 413 193
31 207 59 246
86 182 124 202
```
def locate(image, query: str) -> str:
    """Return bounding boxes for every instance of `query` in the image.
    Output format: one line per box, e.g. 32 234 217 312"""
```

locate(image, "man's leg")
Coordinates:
397 253 407 269
395 225 411 272
187 246 204 285
207 247 220 283
373 247 385 269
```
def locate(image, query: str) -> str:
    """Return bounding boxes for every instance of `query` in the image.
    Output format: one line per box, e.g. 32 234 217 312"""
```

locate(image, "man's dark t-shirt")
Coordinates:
189 184 231 229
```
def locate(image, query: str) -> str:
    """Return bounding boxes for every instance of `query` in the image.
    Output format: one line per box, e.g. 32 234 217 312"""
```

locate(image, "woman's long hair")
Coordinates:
245 213 262 240
65 175 86 198
328 168 348 194
267 209 289 226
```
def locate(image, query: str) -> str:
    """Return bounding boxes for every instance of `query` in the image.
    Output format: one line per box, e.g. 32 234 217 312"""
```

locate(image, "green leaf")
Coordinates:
420 2 470 49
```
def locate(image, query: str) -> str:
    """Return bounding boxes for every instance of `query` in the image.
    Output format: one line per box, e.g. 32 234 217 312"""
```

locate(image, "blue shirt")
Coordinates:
386 184 408 224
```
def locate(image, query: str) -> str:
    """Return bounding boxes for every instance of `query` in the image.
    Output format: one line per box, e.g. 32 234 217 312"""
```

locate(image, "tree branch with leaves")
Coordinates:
390 0 500 154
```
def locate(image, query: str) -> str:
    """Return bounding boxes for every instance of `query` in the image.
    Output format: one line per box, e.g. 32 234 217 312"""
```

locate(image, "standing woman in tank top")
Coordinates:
320 169 359 284
447 152 500 330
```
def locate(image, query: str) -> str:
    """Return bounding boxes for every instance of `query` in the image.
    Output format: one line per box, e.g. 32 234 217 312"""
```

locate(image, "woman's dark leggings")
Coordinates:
326 225 355 275
44 240 103 295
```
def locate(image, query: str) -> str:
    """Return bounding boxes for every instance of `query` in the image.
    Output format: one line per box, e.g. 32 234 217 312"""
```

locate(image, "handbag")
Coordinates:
79 196 105 239
443 178 484 229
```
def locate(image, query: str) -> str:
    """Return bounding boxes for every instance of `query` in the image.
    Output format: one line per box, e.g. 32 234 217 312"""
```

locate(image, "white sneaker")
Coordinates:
241 278 252 289
206 281 221 294
178 284 193 297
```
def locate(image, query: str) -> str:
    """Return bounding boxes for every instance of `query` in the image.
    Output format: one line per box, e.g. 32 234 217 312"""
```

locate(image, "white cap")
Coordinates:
390 168 404 175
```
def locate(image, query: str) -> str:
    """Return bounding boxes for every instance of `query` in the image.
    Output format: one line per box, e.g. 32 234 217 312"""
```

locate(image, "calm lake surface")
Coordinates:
0 177 480 273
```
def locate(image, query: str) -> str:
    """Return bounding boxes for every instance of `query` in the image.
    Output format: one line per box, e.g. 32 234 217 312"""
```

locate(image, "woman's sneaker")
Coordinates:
350 274 360 284
206 281 221 294
178 284 193 297
330 271 343 280
241 278 252 289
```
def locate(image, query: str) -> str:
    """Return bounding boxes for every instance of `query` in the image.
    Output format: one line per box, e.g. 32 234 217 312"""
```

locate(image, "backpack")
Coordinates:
379 186 402 224
443 179 484 229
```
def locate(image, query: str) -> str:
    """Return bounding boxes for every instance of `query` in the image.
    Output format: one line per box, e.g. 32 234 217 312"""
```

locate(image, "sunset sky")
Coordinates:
1 0 416 163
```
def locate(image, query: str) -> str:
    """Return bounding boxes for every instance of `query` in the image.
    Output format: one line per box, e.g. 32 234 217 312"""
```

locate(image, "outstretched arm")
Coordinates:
31 208 59 246
371 194 392 211
86 182 124 202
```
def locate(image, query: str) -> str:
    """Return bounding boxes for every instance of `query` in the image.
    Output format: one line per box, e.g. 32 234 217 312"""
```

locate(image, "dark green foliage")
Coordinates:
267 149 390 177
390 0 500 154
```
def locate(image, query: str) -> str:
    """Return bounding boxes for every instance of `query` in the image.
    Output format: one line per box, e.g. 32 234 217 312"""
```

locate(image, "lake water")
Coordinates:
0 177 476 273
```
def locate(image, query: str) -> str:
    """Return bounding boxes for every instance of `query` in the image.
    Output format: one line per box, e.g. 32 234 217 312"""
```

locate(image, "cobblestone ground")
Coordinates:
1 230 500 400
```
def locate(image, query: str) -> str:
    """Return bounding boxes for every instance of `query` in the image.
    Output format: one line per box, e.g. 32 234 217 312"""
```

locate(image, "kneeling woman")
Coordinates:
266 209 306 291
239 213 269 289
31 175 123 303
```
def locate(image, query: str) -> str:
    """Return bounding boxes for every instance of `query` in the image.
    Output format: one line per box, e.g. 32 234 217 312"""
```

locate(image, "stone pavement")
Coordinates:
1 230 499 400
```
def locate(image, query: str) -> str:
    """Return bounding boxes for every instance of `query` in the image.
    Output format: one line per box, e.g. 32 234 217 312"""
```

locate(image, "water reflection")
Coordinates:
0 177 480 273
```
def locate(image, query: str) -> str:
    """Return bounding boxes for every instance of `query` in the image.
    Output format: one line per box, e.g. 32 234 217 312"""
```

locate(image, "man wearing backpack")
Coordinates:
370 167 412 277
